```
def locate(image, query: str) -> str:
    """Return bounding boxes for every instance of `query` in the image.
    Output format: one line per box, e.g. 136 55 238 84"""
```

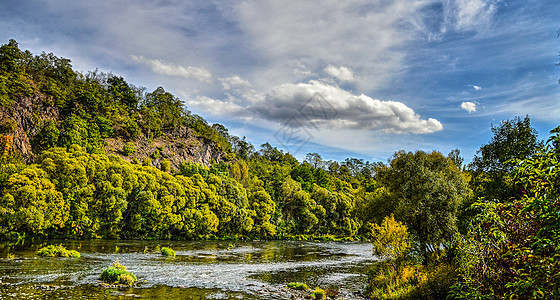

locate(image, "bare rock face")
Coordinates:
105 127 225 171
0 94 60 161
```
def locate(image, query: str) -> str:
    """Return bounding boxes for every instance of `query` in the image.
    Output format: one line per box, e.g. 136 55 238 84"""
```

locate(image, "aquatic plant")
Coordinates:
37 245 80 258
161 247 175 257
100 260 137 285
287 282 309 290
311 288 326 299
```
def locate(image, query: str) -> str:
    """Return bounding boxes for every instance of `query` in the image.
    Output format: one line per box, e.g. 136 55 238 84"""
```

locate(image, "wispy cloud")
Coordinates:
447 0 498 32
461 101 477 113
470 84 482 90
131 55 212 82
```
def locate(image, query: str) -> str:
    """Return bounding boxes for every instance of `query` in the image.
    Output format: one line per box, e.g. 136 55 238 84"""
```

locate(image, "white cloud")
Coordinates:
470 84 482 90
461 101 477 112
324 65 355 82
131 55 212 82
218 75 251 90
236 0 428 91
444 0 498 32
189 80 443 134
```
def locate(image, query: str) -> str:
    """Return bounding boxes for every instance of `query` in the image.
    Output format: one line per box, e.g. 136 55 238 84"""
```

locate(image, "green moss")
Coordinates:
100 261 137 285
37 245 80 258
161 247 175 257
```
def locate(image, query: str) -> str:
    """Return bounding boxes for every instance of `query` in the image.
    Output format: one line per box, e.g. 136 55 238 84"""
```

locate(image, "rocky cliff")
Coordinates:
0 93 225 168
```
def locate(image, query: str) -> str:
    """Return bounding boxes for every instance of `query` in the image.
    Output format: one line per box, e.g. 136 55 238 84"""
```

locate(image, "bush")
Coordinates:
161 247 175 257
311 288 326 299
151 149 160 159
287 282 309 290
160 159 171 172
122 142 136 156
100 260 137 285
37 245 80 258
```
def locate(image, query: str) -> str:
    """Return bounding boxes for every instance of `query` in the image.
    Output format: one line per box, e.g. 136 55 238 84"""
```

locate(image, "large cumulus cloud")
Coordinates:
190 80 442 134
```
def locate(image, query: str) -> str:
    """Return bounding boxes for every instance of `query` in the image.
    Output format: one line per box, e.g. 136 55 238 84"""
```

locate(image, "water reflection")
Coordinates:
0 240 374 299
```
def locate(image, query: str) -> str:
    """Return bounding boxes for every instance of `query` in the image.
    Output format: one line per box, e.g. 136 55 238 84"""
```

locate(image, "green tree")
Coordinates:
0 167 68 238
380 150 471 262
469 116 541 201
108 75 138 110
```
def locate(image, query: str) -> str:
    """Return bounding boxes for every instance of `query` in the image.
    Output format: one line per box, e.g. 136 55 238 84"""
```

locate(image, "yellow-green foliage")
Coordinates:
160 159 170 172
367 262 423 300
161 246 175 257
367 254 458 300
311 288 326 299
37 244 80 258
371 215 409 261
122 142 136 156
100 261 137 285
287 282 309 290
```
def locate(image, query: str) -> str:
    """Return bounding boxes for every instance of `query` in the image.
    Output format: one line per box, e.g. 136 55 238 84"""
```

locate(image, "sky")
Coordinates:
1 0 559 164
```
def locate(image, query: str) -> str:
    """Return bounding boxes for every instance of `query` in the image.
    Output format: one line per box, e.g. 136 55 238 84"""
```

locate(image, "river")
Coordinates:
0 239 375 299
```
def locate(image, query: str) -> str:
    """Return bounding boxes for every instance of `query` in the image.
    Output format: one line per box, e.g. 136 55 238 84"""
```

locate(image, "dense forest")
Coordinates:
1 39 559 299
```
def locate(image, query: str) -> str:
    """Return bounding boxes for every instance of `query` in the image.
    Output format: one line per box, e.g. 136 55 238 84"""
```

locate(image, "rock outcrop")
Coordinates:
0 94 61 161
0 93 225 168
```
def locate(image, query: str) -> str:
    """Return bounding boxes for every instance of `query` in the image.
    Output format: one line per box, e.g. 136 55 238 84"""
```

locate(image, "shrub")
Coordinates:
161 247 175 257
151 149 160 159
311 288 326 299
37 245 80 258
287 282 309 290
100 260 137 285
122 142 136 156
67 250 81 258
160 159 171 172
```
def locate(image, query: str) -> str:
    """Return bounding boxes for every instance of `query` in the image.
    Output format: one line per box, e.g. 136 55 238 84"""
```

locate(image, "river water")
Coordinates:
0 240 375 299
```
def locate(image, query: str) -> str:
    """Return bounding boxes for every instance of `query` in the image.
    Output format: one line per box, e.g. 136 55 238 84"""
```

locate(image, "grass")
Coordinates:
37 245 80 258
100 260 137 286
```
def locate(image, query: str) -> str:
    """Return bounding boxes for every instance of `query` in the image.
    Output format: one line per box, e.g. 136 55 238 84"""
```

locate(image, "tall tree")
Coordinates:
380 150 471 262
468 115 542 201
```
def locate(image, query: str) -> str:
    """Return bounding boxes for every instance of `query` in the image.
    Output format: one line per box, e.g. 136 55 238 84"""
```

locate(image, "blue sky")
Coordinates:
1 0 559 164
